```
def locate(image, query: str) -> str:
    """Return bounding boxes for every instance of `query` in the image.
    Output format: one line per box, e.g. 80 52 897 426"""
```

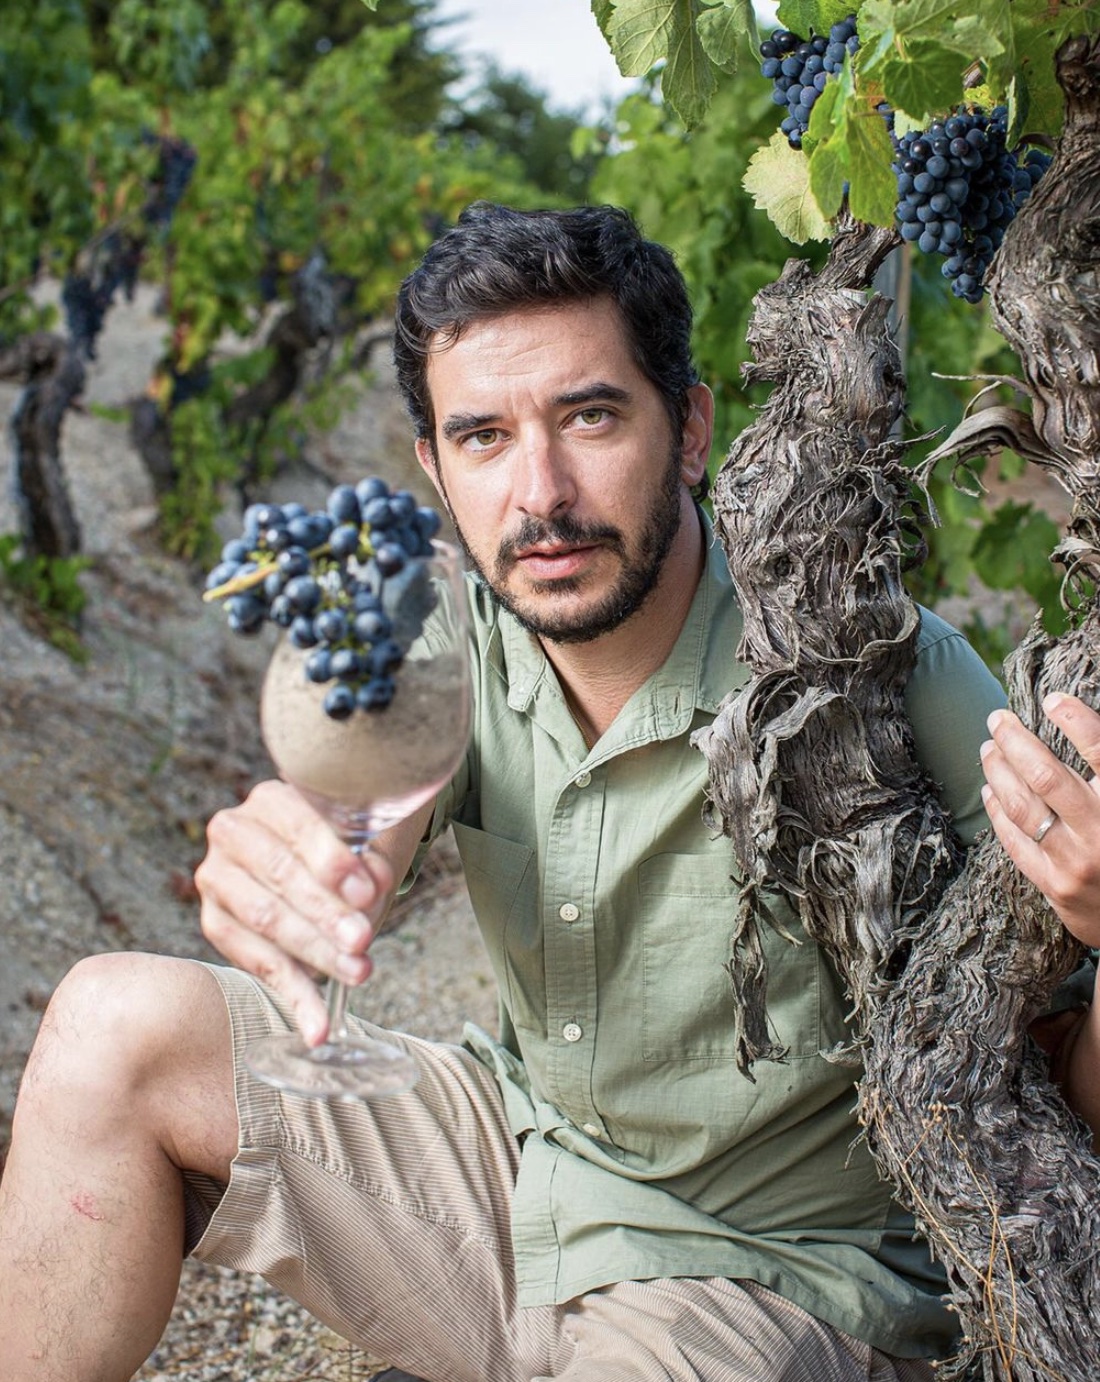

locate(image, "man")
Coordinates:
1 203 1098 1382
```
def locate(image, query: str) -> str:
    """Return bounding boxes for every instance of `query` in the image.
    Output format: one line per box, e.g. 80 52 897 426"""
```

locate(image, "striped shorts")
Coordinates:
184 963 935 1382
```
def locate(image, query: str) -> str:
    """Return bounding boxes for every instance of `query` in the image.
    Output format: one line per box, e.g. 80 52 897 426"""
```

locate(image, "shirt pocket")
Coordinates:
450 821 542 1031
638 852 835 1061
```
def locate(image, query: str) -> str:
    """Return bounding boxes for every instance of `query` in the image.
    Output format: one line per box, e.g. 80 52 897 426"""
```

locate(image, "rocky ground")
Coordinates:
0 286 494 1380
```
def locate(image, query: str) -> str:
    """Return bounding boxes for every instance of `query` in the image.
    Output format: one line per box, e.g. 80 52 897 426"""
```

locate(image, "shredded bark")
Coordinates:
0 331 83 558
696 37 1100 1381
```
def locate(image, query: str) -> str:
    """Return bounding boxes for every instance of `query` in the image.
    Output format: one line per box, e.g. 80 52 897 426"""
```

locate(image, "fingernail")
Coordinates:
979 738 993 759
1043 692 1066 714
337 954 369 983
987 708 1007 733
340 873 374 911
337 914 368 949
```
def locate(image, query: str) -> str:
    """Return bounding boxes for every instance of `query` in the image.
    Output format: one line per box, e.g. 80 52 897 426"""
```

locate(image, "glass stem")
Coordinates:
324 829 374 1046
325 978 351 1042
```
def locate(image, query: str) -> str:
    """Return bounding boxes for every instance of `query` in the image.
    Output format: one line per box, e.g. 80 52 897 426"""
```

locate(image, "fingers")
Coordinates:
980 693 1100 947
1045 691 1100 774
195 779 395 1042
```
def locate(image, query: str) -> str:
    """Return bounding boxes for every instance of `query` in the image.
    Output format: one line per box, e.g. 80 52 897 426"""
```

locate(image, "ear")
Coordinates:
680 383 714 488
415 436 444 496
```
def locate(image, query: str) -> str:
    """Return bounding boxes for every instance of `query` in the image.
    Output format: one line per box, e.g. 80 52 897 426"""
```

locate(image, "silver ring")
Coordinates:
1033 811 1058 845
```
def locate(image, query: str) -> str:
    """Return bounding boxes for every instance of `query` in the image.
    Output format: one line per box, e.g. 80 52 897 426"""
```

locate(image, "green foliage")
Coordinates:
597 1 1100 232
0 533 89 659
0 0 94 336
157 393 241 561
443 69 605 199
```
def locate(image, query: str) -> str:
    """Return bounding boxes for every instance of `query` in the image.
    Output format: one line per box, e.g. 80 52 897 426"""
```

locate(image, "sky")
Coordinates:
431 0 641 117
432 1 781 118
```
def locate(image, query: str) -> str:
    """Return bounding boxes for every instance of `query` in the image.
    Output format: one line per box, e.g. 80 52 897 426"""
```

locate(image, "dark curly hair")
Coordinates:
393 202 705 497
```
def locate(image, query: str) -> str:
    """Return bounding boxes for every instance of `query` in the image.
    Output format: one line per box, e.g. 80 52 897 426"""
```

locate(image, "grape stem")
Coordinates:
202 537 375 602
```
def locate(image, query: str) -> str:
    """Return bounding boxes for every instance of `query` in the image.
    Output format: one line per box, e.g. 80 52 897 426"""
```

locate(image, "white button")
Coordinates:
562 1021 583 1042
574 770 592 788
582 1123 601 1138
559 902 580 923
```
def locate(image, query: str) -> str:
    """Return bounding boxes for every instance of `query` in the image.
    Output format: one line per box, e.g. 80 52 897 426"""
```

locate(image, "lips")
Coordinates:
514 543 601 580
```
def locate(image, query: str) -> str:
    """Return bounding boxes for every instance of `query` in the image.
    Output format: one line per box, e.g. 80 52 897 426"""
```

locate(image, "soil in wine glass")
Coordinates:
260 637 469 823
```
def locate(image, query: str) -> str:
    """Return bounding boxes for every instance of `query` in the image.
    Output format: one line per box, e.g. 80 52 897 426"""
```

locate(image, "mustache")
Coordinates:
497 514 625 569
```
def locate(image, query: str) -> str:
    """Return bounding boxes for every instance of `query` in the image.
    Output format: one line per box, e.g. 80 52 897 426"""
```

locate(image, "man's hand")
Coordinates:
195 779 389 1044
980 692 1100 948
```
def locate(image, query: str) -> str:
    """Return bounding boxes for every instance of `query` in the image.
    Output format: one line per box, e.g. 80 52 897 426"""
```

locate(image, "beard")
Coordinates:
448 441 685 645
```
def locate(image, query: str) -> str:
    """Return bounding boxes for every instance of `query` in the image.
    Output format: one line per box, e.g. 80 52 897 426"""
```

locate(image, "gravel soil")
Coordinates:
0 286 494 1380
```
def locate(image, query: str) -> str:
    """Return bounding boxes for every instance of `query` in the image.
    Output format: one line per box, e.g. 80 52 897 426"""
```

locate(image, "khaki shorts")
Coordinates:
185 963 934 1382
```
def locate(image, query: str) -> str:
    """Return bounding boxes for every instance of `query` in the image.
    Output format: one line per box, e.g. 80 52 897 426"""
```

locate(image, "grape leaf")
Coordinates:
881 40 966 122
743 132 831 244
604 0 715 126
664 20 717 126
591 0 615 36
697 1 755 75
973 500 1060 605
776 2 853 39
844 105 899 225
605 0 684 77
808 137 847 218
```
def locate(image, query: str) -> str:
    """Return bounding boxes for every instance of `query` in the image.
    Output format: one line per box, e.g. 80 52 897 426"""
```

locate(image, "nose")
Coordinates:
514 430 577 520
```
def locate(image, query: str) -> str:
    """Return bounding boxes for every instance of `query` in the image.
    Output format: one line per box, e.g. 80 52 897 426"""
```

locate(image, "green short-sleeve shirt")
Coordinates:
419 517 1006 1359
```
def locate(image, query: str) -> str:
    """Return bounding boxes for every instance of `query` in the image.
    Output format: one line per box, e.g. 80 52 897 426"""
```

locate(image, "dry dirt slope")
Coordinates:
0 286 494 1379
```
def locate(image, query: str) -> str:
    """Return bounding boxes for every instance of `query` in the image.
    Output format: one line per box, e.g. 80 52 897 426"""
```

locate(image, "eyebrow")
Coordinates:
438 382 633 443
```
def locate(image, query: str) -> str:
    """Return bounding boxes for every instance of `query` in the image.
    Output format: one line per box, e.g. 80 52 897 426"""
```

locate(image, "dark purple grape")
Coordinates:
327 484 361 524
356 677 395 711
284 575 322 614
329 523 362 560
314 608 349 644
374 542 407 576
306 649 333 683
322 684 356 720
329 648 361 680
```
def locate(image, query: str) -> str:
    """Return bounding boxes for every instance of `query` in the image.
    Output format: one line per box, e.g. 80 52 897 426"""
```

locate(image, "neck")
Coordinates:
540 499 705 747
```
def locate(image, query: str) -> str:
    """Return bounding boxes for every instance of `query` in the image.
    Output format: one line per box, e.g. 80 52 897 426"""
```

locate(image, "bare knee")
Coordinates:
18 953 238 1179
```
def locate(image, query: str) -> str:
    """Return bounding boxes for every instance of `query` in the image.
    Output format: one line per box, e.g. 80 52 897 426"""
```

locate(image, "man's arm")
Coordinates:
981 692 1100 1141
195 779 435 1046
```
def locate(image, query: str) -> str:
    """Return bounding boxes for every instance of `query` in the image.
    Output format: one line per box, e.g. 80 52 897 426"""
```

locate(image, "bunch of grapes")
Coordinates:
893 107 1051 302
757 16 1053 304
61 275 114 359
759 15 859 149
143 135 199 229
205 477 444 719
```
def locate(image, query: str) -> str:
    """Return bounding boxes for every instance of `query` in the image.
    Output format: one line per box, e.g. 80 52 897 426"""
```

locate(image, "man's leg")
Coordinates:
0 953 237 1382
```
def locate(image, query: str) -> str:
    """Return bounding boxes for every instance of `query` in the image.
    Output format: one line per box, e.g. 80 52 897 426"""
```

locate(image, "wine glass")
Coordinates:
245 540 471 1100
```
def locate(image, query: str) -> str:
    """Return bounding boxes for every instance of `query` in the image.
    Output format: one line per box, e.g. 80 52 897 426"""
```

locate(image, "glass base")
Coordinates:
245 1031 420 1101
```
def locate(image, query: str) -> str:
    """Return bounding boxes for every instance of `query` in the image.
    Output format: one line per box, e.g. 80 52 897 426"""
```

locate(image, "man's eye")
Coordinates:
466 429 500 450
576 408 608 426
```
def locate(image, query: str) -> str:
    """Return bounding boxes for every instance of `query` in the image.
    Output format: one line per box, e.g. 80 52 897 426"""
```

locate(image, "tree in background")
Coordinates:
444 67 606 201
0 0 604 592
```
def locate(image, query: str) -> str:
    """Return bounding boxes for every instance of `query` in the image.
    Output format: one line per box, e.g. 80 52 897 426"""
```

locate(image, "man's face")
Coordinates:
415 299 708 644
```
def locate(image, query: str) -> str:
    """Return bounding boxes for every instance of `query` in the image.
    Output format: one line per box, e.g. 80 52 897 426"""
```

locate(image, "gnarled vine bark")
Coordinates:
0 332 83 559
697 35 1099 1381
